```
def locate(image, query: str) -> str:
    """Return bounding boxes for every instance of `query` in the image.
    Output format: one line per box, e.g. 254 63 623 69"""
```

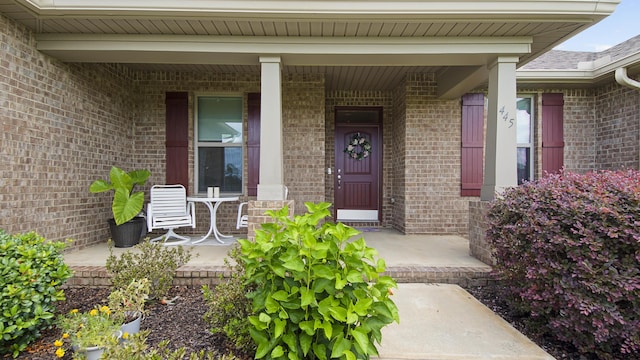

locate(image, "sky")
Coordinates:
555 0 640 52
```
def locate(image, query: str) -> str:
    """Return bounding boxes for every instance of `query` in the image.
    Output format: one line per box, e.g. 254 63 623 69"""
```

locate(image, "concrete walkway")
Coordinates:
378 284 554 360
63 230 554 359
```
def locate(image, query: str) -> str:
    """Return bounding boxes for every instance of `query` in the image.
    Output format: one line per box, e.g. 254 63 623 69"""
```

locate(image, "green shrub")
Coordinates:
239 202 399 360
0 230 72 358
486 170 640 359
102 330 239 359
202 245 256 354
106 239 194 300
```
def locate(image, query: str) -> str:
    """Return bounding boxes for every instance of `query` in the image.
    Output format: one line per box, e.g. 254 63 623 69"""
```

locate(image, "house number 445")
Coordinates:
499 106 515 128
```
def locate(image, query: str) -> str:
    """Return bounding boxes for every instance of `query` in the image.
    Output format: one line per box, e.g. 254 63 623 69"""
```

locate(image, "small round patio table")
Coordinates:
186 195 239 244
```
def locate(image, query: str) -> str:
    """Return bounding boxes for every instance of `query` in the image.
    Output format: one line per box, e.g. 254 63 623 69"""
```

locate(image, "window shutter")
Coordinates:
541 93 564 175
165 92 189 193
461 93 484 197
247 93 261 196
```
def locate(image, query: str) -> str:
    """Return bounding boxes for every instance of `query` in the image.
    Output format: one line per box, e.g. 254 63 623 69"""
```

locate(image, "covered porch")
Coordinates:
0 0 620 253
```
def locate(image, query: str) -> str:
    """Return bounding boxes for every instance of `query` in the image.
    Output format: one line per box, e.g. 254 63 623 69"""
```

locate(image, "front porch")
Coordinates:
63 229 492 287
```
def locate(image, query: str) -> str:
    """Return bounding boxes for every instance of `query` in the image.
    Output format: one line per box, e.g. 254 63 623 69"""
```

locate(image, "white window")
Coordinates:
195 96 243 194
516 96 534 184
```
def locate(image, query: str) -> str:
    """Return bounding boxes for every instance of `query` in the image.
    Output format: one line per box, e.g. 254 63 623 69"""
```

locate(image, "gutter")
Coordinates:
615 67 640 90
614 67 640 170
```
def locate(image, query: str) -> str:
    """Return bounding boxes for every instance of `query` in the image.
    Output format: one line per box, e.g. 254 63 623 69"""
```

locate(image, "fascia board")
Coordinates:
516 70 596 84
35 34 533 57
17 0 619 19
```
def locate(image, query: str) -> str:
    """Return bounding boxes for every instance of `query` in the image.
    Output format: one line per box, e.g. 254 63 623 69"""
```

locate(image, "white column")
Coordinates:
481 56 519 201
257 56 287 200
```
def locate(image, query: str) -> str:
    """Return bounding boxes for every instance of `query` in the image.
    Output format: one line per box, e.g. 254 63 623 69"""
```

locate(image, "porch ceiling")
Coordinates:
0 0 620 96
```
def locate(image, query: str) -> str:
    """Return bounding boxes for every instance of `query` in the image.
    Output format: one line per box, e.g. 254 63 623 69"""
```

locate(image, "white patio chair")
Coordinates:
236 202 249 229
147 184 196 245
237 186 288 229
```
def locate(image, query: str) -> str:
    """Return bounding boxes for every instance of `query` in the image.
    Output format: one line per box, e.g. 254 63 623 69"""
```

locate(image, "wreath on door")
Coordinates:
344 132 372 160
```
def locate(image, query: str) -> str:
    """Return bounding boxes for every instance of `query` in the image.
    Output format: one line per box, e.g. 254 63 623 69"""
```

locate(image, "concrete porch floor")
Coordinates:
63 228 492 286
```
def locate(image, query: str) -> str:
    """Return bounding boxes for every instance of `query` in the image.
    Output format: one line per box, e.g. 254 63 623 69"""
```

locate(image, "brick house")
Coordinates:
0 0 638 253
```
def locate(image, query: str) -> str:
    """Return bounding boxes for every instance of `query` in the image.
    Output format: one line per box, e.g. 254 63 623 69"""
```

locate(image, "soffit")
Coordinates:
0 0 620 93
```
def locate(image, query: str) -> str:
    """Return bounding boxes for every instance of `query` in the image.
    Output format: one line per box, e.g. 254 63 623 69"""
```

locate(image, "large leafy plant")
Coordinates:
90 166 151 225
239 202 399 360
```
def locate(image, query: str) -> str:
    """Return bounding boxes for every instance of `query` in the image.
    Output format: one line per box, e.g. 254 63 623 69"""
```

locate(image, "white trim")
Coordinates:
36 34 533 55
35 34 533 66
516 95 535 183
337 210 379 222
16 0 620 19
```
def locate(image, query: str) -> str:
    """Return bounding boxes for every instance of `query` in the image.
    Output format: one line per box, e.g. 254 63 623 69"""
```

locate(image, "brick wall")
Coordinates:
402 74 470 235
468 200 494 265
282 74 326 214
562 89 598 173
0 14 139 249
594 81 640 170
391 80 407 232
522 84 640 174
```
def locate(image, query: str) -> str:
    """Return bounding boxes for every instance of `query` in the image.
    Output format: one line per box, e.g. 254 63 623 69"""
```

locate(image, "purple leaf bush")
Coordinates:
486 170 640 359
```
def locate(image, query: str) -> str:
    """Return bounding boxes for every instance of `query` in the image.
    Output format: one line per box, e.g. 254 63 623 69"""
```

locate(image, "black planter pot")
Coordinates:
108 217 145 248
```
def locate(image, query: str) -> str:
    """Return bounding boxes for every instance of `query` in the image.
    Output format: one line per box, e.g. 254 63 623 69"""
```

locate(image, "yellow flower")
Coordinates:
122 332 129 340
62 333 69 339
54 339 64 347
70 309 78 314
100 305 111 315
55 347 65 358
89 309 98 316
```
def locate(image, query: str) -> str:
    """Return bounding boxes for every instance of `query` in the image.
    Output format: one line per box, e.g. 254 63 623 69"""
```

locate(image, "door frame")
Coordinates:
334 106 383 222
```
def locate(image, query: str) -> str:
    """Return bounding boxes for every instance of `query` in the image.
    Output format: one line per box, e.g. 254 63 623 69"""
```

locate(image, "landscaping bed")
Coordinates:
9 284 592 360
13 286 252 360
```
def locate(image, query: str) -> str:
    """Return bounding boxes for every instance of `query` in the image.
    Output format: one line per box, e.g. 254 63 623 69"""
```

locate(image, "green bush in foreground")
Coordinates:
0 230 72 358
203 245 256 354
487 170 640 359
240 202 399 360
106 238 194 300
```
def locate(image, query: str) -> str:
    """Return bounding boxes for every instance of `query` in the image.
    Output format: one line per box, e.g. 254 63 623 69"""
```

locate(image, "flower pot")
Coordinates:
80 345 106 360
75 331 122 360
108 217 145 248
120 311 142 336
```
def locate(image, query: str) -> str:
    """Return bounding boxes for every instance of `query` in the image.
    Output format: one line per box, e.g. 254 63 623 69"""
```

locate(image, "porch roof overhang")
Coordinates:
0 0 621 98
517 50 640 88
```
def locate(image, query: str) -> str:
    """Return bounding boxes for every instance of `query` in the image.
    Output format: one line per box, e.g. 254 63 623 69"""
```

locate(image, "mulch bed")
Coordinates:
9 284 591 360
11 286 251 360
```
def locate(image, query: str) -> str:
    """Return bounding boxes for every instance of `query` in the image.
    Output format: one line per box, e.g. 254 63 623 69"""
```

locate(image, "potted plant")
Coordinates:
108 278 151 336
55 305 123 360
90 166 151 247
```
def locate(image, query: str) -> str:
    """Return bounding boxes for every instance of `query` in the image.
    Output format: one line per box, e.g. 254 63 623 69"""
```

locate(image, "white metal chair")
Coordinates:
236 202 249 229
147 185 196 245
237 186 288 229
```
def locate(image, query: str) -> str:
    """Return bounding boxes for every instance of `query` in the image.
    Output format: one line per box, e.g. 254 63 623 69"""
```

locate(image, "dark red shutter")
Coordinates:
541 93 564 175
461 93 484 196
247 93 261 196
165 92 189 193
